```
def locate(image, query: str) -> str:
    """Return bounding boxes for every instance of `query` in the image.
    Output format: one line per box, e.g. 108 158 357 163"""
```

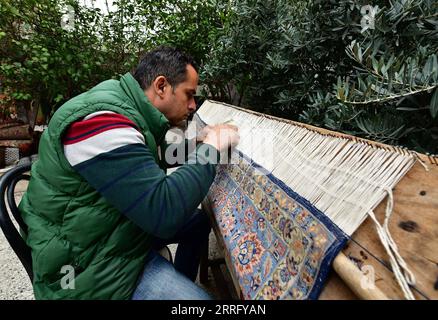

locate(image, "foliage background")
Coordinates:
0 0 226 118
0 0 437 153
201 0 438 154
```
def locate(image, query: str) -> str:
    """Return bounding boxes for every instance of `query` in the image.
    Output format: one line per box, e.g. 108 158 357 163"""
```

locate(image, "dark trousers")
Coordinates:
150 208 211 281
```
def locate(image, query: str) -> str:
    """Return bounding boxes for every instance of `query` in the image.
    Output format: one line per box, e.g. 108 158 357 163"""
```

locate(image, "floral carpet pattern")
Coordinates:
206 154 348 300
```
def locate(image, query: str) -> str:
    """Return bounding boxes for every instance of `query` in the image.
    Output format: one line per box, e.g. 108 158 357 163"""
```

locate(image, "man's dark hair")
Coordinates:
132 46 198 90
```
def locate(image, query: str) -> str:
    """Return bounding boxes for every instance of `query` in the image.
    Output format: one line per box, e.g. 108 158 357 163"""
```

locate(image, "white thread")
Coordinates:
381 188 416 286
367 188 416 300
194 101 419 299
195 102 415 235
414 152 429 172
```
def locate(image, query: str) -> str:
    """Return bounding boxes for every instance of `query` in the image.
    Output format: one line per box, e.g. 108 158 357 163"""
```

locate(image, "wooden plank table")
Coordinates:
203 156 438 299
319 156 438 300
199 103 438 299
199 101 438 300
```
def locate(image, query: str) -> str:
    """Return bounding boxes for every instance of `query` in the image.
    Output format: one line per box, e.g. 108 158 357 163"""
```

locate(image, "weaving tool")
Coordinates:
192 100 435 300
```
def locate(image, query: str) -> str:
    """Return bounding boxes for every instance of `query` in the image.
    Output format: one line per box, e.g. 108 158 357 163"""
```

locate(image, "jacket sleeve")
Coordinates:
72 142 220 239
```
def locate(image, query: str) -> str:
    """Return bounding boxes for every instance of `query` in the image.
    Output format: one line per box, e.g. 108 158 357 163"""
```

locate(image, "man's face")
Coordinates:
160 64 198 125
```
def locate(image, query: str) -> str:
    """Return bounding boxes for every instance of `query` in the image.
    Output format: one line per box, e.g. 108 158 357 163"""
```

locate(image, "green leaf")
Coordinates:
54 94 64 103
372 57 378 73
396 107 419 111
430 88 438 119
432 54 438 83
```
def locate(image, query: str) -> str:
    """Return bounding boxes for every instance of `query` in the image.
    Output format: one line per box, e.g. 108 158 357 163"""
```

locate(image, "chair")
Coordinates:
0 163 33 281
158 245 174 264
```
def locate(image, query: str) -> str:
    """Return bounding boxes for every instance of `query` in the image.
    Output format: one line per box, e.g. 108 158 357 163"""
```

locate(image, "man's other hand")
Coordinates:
202 124 240 152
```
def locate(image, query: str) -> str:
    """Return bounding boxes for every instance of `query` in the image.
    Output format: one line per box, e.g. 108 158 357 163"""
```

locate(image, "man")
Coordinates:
19 47 239 299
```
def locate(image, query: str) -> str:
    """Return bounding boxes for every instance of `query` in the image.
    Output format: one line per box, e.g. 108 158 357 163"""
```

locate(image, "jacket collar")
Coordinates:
119 72 170 144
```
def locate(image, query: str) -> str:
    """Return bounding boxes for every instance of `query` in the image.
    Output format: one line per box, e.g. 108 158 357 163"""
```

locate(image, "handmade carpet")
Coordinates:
206 153 348 300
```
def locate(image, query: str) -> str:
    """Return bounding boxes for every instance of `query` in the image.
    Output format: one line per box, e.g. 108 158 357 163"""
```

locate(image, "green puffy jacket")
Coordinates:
19 73 172 299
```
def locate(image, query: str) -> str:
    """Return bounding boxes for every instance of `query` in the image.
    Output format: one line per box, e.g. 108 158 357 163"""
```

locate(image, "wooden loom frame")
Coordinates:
200 100 438 300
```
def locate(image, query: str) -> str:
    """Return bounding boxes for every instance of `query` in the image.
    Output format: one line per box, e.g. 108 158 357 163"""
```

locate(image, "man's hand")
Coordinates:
196 125 214 143
202 124 240 152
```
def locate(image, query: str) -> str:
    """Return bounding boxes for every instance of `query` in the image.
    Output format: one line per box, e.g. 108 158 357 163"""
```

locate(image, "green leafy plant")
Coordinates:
0 0 225 122
202 0 438 153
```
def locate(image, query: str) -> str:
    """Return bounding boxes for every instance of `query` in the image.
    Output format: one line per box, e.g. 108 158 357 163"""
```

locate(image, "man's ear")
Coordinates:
153 76 168 97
